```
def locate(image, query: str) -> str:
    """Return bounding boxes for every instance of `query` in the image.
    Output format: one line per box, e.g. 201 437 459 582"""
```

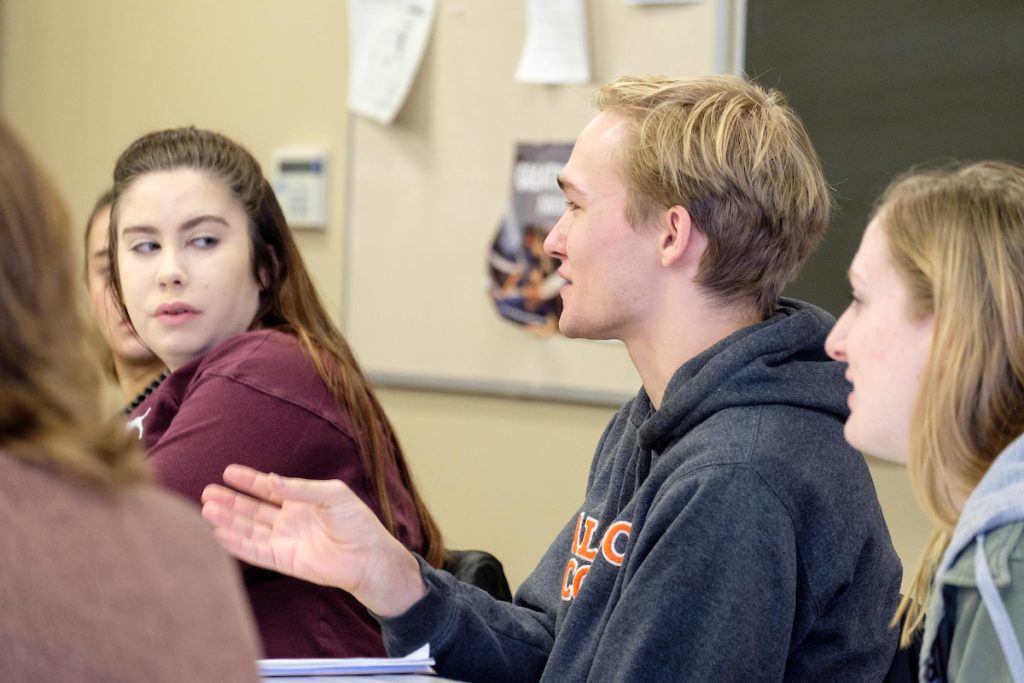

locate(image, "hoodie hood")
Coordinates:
636 298 848 452
939 432 1024 577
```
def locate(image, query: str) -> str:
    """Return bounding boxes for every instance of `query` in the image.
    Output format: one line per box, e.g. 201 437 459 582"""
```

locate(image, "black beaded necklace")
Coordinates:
122 370 170 415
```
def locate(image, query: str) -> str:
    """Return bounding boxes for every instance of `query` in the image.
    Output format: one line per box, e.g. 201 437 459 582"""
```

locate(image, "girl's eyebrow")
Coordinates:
121 215 230 237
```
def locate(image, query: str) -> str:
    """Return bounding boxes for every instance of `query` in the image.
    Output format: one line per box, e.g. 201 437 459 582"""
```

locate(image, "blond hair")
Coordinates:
594 75 833 318
880 161 1024 645
0 121 146 486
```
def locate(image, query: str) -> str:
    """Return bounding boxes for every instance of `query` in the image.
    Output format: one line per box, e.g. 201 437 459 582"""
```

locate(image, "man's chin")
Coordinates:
556 317 582 339
557 319 616 343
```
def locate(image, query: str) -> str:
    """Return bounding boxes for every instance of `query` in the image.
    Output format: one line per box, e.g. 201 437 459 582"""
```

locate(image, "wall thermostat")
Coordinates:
272 145 329 230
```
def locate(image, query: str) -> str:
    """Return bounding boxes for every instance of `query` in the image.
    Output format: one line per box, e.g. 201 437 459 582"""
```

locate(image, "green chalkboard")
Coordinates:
746 0 1024 315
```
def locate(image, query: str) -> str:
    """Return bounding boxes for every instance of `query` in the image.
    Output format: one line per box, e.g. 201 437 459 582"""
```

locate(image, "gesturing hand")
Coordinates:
201 464 426 617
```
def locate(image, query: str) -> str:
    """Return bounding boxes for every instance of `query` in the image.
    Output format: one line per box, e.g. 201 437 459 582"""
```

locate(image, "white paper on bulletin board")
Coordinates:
515 0 591 85
628 0 704 5
347 0 437 125
342 1 744 405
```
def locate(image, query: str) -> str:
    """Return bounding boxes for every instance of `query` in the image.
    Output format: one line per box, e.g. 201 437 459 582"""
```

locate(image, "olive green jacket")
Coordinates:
921 522 1024 682
920 433 1024 682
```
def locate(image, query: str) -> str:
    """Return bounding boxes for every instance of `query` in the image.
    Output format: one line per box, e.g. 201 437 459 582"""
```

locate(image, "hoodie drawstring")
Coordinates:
975 533 1024 682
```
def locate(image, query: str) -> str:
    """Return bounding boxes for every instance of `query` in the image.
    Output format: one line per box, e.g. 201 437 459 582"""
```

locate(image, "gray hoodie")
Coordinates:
381 299 902 682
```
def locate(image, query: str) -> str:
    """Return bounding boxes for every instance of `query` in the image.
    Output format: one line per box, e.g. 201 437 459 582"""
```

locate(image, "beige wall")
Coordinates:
0 0 348 309
377 389 616 590
1 0 931 593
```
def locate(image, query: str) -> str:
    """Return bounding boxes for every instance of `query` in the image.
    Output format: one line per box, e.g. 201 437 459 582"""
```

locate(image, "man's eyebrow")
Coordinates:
557 174 582 195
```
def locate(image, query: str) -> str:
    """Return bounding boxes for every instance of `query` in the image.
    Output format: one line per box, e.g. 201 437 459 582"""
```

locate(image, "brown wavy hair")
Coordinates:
108 127 444 566
880 161 1024 645
594 75 833 319
0 121 145 485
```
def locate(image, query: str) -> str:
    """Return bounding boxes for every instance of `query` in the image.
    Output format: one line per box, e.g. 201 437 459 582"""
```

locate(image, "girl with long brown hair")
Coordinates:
108 126 443 658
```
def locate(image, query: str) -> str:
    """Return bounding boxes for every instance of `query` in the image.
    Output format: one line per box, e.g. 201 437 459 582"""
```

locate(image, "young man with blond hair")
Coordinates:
203 75 901 681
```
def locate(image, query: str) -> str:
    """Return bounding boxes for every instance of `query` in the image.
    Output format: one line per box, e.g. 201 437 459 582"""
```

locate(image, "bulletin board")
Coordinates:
747 0 1024 316
343 1 744 405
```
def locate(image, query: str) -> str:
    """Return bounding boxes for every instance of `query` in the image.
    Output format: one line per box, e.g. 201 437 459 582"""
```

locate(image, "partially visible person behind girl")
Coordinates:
83 189 166 411
0 121 260 681
108 126 444 658
826 161 1024 682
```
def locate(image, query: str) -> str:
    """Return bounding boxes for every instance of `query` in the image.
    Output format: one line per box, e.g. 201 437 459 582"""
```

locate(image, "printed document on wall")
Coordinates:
515 0 591 84
347 0 436 125
627 0 703 5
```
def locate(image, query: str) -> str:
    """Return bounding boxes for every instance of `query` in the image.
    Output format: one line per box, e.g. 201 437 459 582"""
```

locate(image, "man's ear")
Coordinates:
658 205 697 268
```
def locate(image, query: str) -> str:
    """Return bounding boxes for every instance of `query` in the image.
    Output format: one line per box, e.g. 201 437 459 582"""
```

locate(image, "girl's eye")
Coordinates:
190 236 219 248
565 200 580 212
130 241 159 254
848 288 863 309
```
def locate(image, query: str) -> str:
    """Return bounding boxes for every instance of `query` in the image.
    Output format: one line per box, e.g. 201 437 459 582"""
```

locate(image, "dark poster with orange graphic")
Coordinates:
488 143 573 336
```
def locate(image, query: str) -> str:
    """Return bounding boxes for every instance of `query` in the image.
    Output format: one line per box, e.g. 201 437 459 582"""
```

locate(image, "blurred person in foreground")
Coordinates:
0 120 260 682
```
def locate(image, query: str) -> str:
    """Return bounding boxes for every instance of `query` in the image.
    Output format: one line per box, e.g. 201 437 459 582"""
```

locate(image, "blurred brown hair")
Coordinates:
0 121 145 485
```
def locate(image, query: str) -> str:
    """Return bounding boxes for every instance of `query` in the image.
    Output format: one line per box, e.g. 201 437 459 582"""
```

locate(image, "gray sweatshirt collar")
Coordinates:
940 432 1024 577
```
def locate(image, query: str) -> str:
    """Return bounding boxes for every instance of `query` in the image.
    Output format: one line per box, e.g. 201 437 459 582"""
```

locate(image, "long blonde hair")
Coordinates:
0 121 146 485
881 161 1024 644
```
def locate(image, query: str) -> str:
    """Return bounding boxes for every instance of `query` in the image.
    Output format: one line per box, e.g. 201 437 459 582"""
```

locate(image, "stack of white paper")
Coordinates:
260 644 434 677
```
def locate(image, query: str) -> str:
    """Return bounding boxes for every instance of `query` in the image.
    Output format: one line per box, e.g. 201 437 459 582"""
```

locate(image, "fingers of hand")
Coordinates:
202 494 278 542
201 483 236 507
212 527 275 570
267 472 355 507
222 464 358 510
221 464 285 505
